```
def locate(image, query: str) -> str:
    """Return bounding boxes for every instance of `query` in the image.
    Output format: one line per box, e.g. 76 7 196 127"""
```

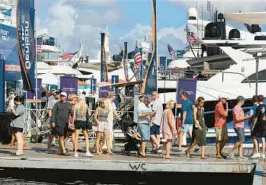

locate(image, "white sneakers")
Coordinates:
251 153 262 159
74 152 93 157
86 152 94 157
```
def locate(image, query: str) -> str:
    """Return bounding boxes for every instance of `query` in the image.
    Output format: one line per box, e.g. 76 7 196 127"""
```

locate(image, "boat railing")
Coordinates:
221 71 251 87
158 69 212 81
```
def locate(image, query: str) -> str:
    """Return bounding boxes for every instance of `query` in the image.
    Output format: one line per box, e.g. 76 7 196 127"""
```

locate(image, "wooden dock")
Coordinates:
0 142 262 184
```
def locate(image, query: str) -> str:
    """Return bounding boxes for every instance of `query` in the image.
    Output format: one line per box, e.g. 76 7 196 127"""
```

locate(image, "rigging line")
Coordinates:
196 89 217 99
197 84 240 96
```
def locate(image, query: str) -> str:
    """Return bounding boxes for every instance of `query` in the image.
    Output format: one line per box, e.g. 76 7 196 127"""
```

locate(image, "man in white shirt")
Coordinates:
150 92 163 152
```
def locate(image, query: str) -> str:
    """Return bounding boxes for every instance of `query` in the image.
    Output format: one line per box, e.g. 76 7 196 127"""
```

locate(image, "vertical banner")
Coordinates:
160 56 167 70
17 0 36 91
141 0 157 94
111 75 119 106
0 55 4 112
27 78 42 99
100 33 108 82
90 78 97 94
99 86 110 99
60 76 78 96
123 42 129 81
176 79 197 104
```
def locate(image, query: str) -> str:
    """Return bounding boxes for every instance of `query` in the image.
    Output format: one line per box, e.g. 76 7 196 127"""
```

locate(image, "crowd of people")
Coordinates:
6 88 266 160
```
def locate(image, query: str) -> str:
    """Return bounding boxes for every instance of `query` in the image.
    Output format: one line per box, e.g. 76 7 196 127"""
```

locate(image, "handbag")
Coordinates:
86 111 93 130
68 116 75 131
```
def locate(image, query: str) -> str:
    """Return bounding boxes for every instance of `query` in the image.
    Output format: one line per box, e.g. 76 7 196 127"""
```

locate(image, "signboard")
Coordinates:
0 55 4 112
90 78 97 93
17 0 36 91
60 76 78 96
27 78 42 99
99 86 110 99
176 79 197 104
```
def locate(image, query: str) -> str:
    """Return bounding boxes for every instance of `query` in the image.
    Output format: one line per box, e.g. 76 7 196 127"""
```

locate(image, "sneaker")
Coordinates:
251 153 261 159
227 153 235 160
176 148 183 152
261 153 265 159
74 152 79 158
86 152 93 157
239 156 248 160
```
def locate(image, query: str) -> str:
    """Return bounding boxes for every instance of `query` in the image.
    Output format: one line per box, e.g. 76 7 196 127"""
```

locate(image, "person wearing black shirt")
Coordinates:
51 92 72 156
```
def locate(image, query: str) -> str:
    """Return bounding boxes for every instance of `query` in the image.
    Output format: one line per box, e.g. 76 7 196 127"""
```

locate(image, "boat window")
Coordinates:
254 36 266 40
242 70 266 83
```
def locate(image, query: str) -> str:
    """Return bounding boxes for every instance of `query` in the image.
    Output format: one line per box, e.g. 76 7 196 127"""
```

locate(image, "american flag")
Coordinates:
134 42 143 81
187 31 199 45
60 51 77 61
36 45 42 54
167 44 175 60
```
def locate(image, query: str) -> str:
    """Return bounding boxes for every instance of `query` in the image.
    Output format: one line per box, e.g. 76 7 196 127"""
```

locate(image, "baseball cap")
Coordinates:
218 95 228 100
143 95 151 102
60 92 67 97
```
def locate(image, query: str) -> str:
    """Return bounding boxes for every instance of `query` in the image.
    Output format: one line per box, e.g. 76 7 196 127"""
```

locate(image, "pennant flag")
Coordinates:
1 8 12 16
100 33 108 82
134 41 143 81
60 51 78 61
186 25 200 45
141 0 157 94
167 44 175 60
37 45 42 54
17 0 36 91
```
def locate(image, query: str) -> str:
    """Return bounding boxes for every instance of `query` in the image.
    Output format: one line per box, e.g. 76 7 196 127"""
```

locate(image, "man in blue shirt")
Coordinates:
178 91 197 152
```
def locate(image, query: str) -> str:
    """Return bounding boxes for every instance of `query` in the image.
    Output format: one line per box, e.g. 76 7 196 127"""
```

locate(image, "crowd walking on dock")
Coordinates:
5 88 266 160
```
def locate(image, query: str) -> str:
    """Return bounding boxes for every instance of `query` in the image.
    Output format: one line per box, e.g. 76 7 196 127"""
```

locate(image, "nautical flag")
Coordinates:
37 45 42 54
17 0 35 91
1 8 12 16
141 0 157 94
167 44 175 60
134 41 143 81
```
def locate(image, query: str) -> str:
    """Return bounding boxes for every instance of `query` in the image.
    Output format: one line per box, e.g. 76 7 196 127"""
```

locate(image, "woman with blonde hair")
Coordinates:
161 100 177 159
73 98 93 157
185 97 207 159
94 99 112 155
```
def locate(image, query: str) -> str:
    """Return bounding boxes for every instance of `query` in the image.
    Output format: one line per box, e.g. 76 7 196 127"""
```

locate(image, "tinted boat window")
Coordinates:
242 70 266 83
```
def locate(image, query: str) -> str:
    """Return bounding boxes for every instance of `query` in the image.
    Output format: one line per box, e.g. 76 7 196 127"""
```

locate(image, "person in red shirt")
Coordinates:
214 95 229 159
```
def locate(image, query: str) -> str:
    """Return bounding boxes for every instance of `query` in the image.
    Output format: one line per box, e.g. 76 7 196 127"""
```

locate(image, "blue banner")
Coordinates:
60 76 78 96
90 78 97 93
160 56 167 70
17 0 36 91
99 86 110 99
111 75 119 106
0 55 4 112
176 79 197 104
0 24 21 81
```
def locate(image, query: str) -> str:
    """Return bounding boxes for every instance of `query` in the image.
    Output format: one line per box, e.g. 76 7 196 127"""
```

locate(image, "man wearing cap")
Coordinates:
51 92 72 156
47 91 60 152
102 91 119 150
227 96 251 159
138 95 153 157
214 95 229 159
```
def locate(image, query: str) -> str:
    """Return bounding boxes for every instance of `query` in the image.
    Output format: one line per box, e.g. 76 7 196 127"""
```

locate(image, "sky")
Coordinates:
35 0 266 58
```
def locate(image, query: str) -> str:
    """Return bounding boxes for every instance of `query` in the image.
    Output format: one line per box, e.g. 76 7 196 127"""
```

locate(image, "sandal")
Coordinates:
200 156 207 159
106 152 114 155
138 152 146 158
11 152 23 156
185 150 191 158
164 156 173 159
62 152 70 156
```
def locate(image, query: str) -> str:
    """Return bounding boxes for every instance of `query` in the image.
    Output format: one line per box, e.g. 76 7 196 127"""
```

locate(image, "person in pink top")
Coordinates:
161 100 177 159
227 96 251 160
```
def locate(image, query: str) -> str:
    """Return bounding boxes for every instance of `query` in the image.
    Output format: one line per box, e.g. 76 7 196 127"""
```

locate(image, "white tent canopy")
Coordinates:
38 73 59 85
167 59 190 69
37 62 52 70
50 65 82 76
224 12 266 25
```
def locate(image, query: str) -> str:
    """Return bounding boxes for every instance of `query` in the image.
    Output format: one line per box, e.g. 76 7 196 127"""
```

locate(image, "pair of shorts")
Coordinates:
215 126 228 141
138 123 150 141
179 124 193 135
97 121 108 132
56 124 68 137
234 127 245 143
150 124 160 135
75 120 87 131
11 127 23 133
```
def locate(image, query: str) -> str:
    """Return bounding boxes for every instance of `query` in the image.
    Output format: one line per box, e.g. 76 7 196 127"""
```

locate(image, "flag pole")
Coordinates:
34 3 38 134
